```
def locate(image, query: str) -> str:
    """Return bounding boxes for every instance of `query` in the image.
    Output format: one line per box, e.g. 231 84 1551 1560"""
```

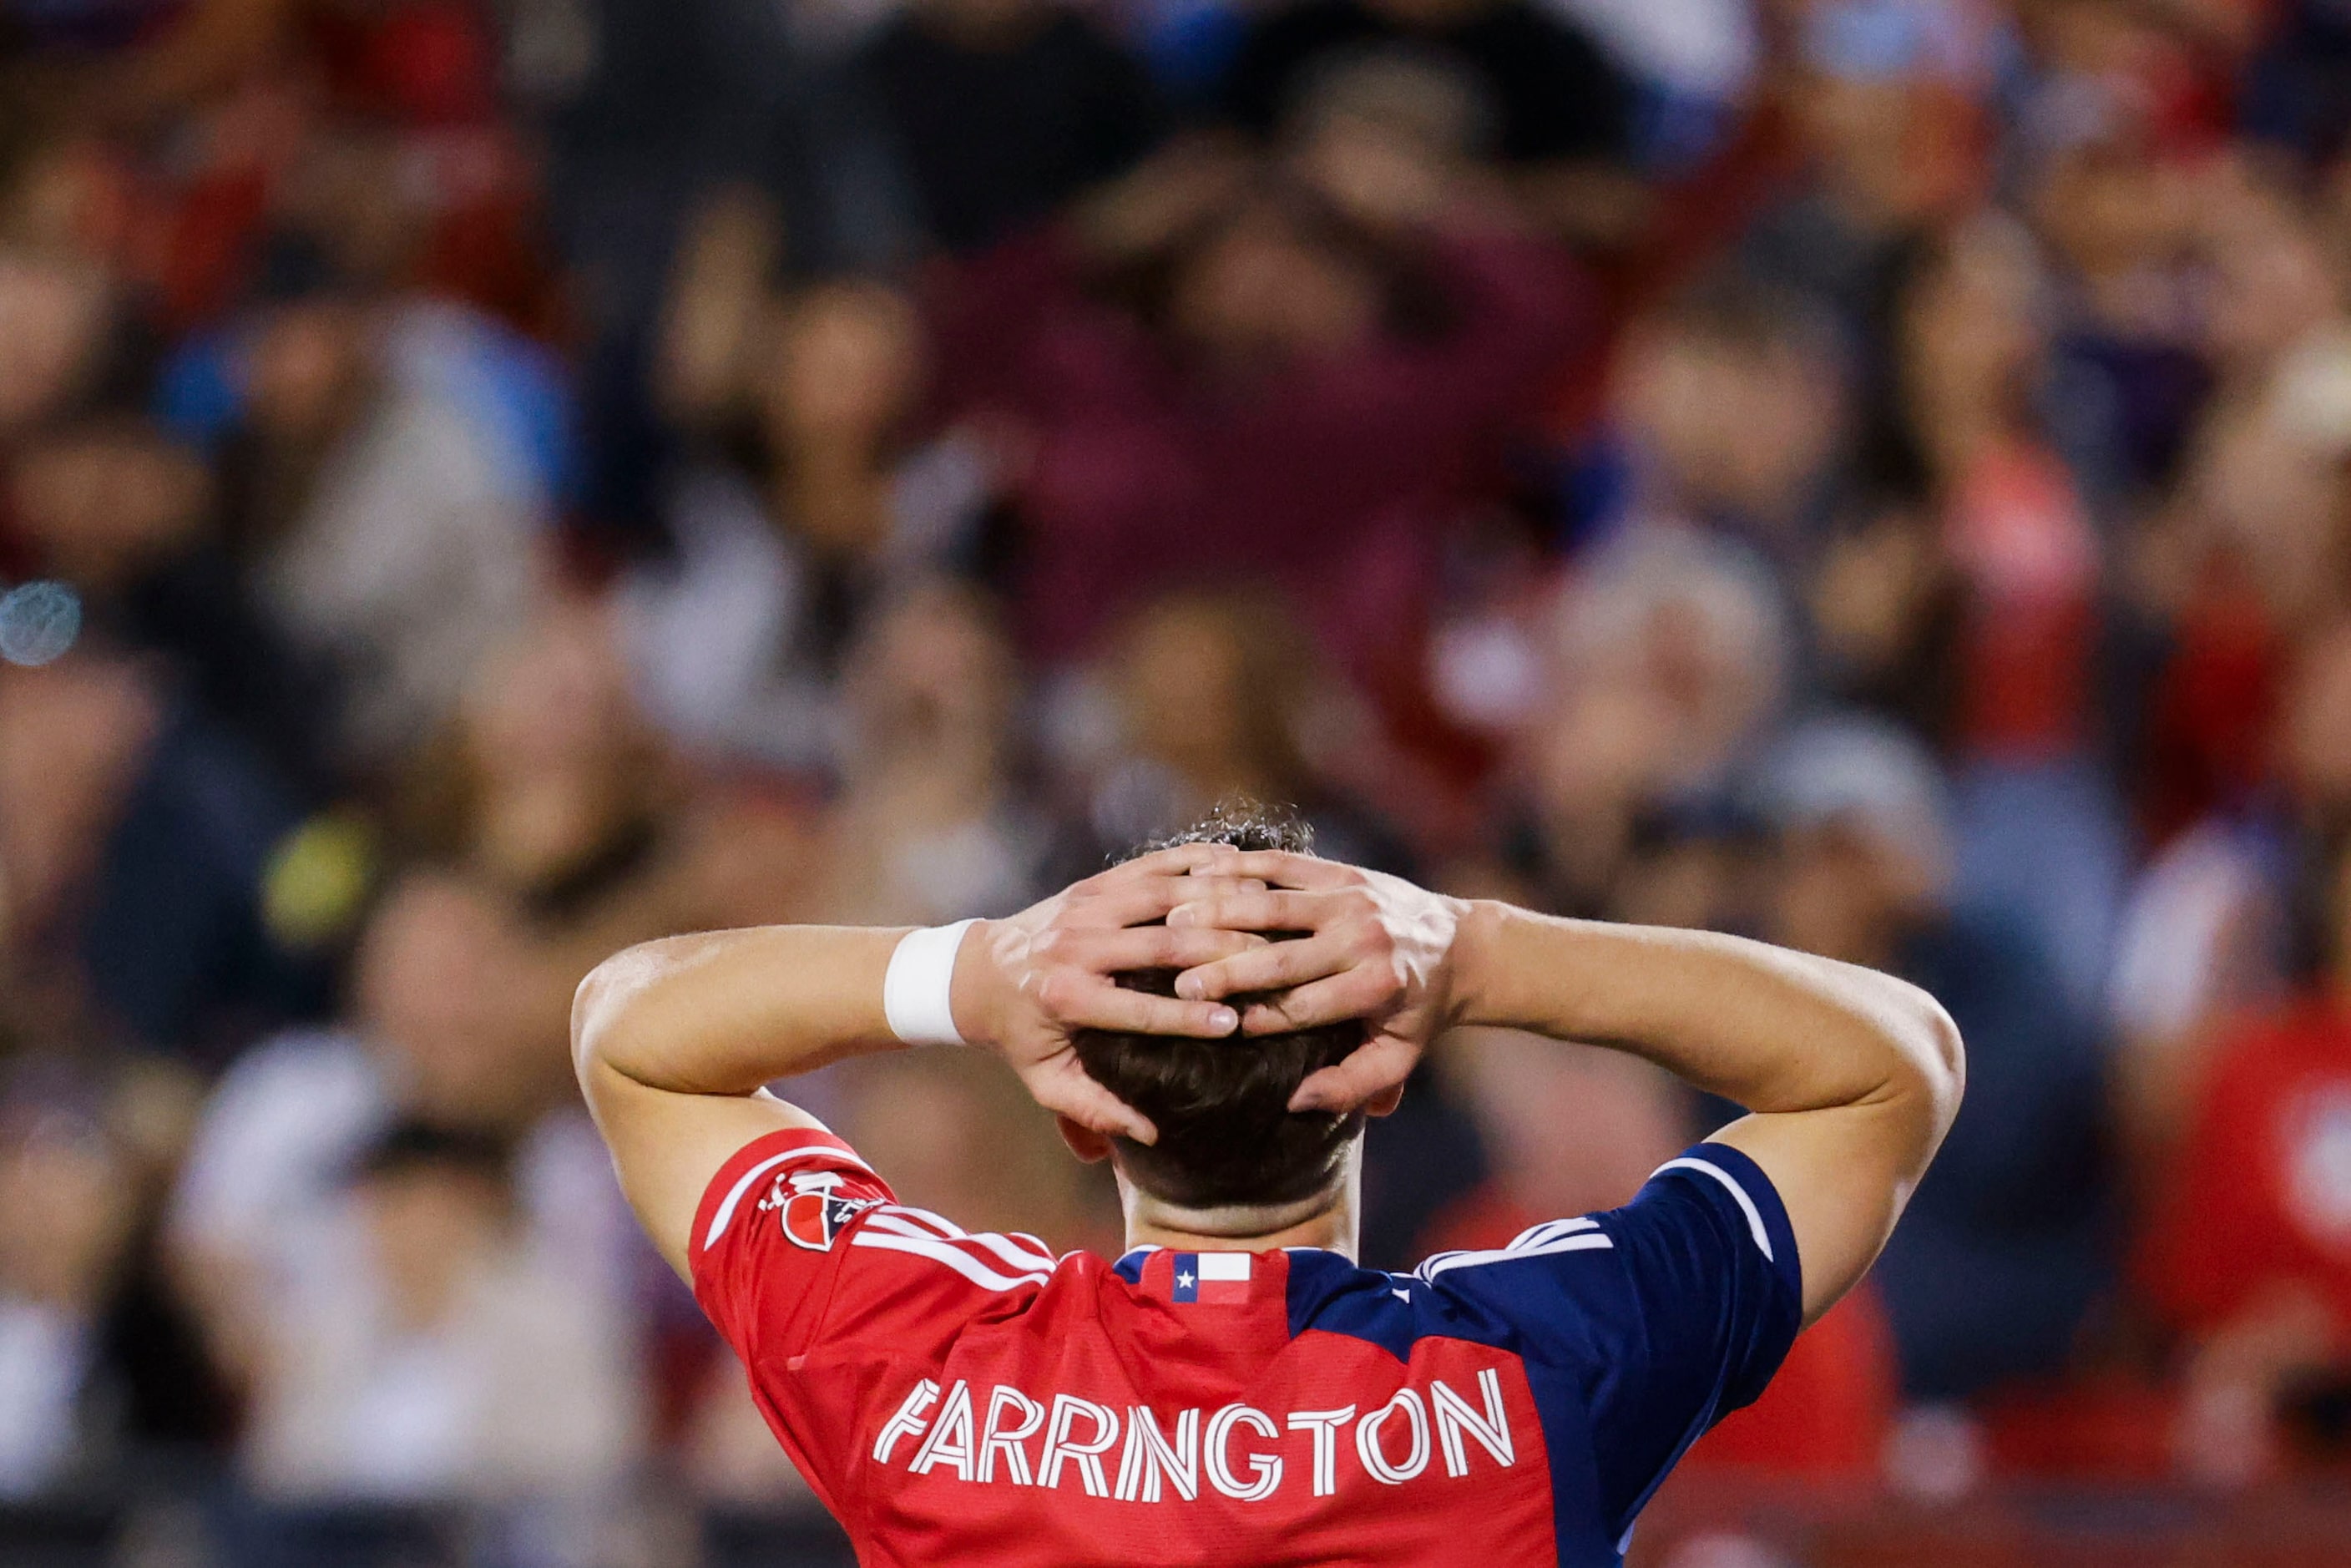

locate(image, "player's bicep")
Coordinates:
1708 1095 1925 1326
578 1054 827 1282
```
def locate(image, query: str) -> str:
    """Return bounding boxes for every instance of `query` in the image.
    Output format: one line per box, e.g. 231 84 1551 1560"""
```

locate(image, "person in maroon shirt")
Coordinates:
924 131 1587 705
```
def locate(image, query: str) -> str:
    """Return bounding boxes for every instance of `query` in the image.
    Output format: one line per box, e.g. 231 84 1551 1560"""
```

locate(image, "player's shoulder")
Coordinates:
1364 1143 1800 1362
701 1128 1069 1286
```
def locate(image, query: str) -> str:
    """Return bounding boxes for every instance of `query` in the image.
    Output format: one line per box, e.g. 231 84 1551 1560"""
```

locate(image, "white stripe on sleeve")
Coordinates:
704 1144 876 1251
1652 1156 1775 1262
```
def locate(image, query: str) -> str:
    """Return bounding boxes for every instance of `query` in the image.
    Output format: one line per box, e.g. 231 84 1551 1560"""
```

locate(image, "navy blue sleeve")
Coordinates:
1418 1141 1802 1540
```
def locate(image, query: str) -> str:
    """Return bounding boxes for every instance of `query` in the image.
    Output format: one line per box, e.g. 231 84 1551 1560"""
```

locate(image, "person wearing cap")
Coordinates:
1755 711 2111 1406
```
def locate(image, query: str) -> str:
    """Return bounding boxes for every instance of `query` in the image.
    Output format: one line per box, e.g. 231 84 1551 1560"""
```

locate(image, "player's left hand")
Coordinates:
954 846 1268 1142
1162 853 1467 1115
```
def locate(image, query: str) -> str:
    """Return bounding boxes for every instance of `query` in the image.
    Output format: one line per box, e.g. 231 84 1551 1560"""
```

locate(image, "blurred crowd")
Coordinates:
8 0 2351 1560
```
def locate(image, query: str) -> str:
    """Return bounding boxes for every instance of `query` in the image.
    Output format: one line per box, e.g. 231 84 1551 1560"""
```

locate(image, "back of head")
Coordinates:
1072 803 1368 1211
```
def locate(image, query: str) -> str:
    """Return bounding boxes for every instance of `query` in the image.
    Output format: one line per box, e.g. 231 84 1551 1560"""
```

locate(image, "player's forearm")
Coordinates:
572 925 909 1097
1452 902 1964 1140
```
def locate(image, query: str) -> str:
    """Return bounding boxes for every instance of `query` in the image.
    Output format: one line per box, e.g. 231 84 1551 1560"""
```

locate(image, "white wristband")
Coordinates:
882 919 978 1046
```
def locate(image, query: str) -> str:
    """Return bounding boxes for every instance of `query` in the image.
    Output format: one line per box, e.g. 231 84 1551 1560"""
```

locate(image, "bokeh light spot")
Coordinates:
0 580 82 667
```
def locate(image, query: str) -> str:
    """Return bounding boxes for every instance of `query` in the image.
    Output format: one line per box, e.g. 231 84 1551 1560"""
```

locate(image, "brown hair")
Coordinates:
1072 803 1368 1210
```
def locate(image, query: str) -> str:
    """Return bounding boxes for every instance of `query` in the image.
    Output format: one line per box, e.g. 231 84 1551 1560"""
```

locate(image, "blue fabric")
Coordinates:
1872 908 2112 1400
1286 1141 1803 1566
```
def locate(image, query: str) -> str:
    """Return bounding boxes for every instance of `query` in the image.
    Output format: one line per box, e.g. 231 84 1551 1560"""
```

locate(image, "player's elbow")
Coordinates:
571 945 651 1086
1893 984 1966 1149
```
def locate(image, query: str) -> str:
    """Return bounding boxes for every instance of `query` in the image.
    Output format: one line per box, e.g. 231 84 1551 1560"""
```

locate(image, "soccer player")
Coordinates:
573 813 1963 1565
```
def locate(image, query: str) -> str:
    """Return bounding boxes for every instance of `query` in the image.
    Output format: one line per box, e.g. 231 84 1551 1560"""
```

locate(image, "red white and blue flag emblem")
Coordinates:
1170 1252 1251 1304
765 1172 883 1252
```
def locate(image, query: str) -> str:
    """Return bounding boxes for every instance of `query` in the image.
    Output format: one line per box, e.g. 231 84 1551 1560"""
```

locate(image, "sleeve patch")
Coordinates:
771 1172 889 1252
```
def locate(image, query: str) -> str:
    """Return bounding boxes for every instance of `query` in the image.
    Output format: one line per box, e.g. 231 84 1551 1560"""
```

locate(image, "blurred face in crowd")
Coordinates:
8 421 209 589
845 1053 1093 1241
1170 197 1381 371
1898 218 2048 463
842 584 1019 782
2287 620 2351 814
1535 544 1787 826
0 1115 134 1313
1770 820 1937 969
352 878 559 1130
2186 402 2349 637
0 255 109 439
245 297 374 445
2030 137 2189 301
1614 312 1843 530
1449 1030 1684 1217
461 603 646 801
1795 66 1925 222
451 602 659 886
0 657 161 944
762 281 926 473
1112 595 1305 802
359 1161 511 1334
2199 173 2338 380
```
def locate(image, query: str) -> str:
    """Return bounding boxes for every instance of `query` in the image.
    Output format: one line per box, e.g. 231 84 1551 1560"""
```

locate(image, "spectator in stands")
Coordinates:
400 598 703 947
2147 826 2351 1486
189 240 553 772
166 874 640 1406
0 252 119 446
0 650 317 1063
1072 589 1411 871
618 278 992 771
822 0 1170 257
797 581 1052 926
1492 524 1790 918
1756 712 2111 1404
1599 272 1848 565
0 1088 144 1495
928 129 1583 695
8 412 334 792
237 1120 639 1505
1221 0 1643 245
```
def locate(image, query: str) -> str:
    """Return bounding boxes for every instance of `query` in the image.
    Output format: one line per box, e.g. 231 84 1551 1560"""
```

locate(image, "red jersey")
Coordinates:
691 1129 1801 1566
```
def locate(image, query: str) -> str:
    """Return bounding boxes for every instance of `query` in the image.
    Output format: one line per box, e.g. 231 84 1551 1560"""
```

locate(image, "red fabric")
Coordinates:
2138 571 2283 845
308 0 501 128
1678 1287 1897 1479
1944 438 2101 761
1979 1378 2178 1480
924 225 1588 689
692 1129 1563 1565
2141 994 2351 1337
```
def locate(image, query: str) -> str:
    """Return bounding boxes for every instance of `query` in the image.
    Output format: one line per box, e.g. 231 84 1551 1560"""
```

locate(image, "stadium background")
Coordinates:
7 0 2351 1561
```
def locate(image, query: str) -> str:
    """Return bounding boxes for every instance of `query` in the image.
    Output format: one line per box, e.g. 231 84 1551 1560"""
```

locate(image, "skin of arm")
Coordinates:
573 849 1262 1280
1167 855 1965 1325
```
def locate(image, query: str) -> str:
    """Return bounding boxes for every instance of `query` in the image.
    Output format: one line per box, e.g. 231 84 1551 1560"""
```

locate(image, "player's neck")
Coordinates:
1121 1185 1358 1261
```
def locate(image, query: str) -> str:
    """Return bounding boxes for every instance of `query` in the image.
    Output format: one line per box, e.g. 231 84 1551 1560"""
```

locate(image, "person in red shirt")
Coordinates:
572 807 1963 1565
2145 832 2351 1484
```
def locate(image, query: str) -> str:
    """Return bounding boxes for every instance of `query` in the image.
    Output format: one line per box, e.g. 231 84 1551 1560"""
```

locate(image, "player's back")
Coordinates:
692 1131 1801 1568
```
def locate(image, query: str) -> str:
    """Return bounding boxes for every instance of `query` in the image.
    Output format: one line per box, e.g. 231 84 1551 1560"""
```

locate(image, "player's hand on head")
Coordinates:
1163 853 1466 1115
954 845 1267 1143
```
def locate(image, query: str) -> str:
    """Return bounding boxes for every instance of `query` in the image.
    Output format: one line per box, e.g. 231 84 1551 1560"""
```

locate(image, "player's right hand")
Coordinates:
1161 854 1469 1116
953 846 1269 1143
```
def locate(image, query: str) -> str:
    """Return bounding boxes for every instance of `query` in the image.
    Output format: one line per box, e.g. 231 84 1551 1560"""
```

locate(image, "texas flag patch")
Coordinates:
1170 1252 1251 1304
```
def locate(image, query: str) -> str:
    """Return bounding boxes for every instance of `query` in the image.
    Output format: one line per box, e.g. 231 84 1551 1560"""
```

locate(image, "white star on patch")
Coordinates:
1393 1288 1411 1303
1177 1271 1195 1287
